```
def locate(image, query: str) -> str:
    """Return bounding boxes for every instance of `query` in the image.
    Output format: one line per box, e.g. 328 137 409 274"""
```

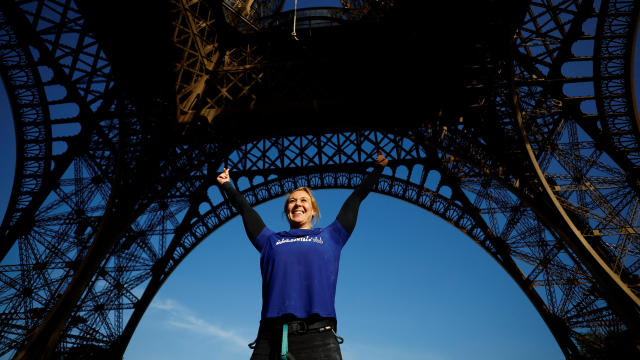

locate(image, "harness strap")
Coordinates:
332 329 344 344
281 324 289 360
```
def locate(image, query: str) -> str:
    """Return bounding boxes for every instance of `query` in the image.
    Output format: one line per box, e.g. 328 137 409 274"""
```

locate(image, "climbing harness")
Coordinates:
281 321 344 359
248 319 344 359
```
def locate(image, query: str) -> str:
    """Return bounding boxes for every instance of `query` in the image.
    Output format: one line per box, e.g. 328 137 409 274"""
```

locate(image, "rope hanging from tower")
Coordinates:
292 0 299 40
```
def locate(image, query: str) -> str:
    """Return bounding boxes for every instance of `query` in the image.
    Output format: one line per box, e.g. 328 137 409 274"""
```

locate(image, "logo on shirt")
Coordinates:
275 236 324 246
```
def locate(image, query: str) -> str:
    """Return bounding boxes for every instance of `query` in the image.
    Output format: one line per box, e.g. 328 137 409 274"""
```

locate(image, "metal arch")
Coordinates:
168 173 490 272
507 0 640 336
594 0 640 166
0 1 138 357
117 168 585 358
108 129 611 359
0 5 52 250
0 0 118 259
112 170 494 355
0 5 125 353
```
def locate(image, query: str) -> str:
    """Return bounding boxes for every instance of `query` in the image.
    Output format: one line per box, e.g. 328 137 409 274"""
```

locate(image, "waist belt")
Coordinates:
281 319 341 360
285 319 335 334
248 317 343 356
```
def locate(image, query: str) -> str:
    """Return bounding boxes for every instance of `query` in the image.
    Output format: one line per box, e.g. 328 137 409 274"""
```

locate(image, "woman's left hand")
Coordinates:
375 150 388 167
217 168 231 185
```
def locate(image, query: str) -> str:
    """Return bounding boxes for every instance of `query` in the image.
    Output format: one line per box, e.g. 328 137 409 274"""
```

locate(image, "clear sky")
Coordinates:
0 4 639 360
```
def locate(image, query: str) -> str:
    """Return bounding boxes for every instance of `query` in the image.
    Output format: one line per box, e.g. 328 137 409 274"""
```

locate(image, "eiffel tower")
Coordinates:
0 0 639 359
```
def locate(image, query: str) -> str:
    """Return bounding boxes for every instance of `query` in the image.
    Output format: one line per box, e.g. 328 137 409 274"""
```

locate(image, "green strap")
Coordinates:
281 324 289 360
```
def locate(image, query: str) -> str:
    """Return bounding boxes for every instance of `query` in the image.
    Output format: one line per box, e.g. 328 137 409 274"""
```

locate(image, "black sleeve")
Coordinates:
220 182 266 242
336 164 384 234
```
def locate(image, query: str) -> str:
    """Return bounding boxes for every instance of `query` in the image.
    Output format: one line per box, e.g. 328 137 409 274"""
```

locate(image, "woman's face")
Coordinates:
286 190 316 229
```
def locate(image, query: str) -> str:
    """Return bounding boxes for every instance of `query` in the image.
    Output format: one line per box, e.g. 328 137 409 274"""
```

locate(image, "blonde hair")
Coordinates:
283 186 321 226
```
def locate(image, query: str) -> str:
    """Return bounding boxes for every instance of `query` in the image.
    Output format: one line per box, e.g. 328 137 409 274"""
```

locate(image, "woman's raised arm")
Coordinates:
336 150 388 234
217 168 266 244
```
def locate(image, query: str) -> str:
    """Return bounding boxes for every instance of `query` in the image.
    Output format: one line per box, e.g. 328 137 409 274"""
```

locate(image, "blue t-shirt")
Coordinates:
253 220 350 320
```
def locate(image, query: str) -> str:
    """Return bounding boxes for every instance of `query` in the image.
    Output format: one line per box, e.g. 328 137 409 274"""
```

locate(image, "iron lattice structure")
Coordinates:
0 0 639 359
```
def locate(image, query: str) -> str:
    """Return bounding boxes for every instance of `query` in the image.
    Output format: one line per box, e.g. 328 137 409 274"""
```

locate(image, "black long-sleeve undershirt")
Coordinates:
335 164 383 234
220 181 266 243
219 164 384 243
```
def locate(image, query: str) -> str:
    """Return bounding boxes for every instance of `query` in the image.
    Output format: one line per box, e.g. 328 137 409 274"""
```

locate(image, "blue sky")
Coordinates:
1 4 639 360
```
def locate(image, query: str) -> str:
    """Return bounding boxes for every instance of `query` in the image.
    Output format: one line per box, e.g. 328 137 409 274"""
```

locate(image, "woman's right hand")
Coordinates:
217 168 230 185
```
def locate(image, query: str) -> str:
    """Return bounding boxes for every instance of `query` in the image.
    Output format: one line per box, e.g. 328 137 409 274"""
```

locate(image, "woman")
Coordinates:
217 150 388 360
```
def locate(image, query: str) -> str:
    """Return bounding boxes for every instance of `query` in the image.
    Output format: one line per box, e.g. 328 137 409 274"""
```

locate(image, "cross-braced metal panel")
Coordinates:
511 0 640 321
